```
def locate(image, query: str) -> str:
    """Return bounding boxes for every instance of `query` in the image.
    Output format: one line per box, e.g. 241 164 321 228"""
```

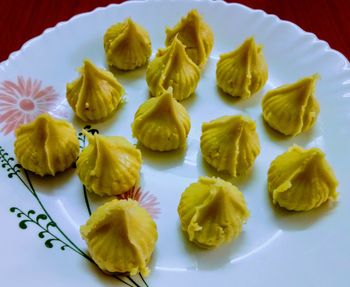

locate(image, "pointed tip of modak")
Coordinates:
155 90 175 107
81 59 100 77
35 113 53 122
166 34 189 58
172 34 186 48
125 17 137 32
33 113 61 129
240 36 259 53
301 73 320 89
186 9 201 22
81 129 96 143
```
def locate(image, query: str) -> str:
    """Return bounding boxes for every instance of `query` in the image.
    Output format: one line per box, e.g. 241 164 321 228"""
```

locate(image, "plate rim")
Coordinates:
1 0 349 71
1 1 350 285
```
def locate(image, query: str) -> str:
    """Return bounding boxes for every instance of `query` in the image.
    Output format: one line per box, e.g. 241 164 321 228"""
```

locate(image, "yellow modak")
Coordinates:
262 74 320 136
14 113 79 176
165 9 214 68
201 115 260 177
77 132 141 196
146 36 200 101
66 59 124 122
81 199 158 276
132 92 191 151
268 145 338 211
178 177 249 248
216 37 268 98
104 18 152 70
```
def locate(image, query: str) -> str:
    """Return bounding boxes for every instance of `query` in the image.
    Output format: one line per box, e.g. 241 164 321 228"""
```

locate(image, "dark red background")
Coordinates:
0 0 349 62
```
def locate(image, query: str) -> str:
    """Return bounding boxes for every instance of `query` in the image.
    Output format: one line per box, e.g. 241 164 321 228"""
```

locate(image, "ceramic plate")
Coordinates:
1 0 349 286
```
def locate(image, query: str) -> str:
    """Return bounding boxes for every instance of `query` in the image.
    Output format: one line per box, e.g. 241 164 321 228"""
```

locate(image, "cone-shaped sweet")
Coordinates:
80 199 158 276
66 59 124 122
77 132 141 196
132 91 191 151
216 37 268 98
146 36 200 101
201 115 260 177
165 9 214 68
262 74 320 136
178 177 249 248
268 145 338 211
14 113 79 176
104 18 152 70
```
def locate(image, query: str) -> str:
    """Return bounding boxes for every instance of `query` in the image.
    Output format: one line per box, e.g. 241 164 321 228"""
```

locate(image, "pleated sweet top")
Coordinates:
165 9 214 68
262 74 320 136
80 199 158 276
14 113 79 176
178 176 249 248
76 132 142 196
104 18 152 70
132 92 191 151
268 145 338 211
216 37 268 98
201 115 260 177
146 36 200 101
66 59 124 122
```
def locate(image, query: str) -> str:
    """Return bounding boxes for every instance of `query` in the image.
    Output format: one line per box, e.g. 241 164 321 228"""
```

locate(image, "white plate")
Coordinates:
1 1 350 286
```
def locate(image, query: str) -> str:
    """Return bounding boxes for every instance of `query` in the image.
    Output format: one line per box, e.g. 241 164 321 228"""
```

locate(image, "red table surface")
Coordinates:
0 0 349 63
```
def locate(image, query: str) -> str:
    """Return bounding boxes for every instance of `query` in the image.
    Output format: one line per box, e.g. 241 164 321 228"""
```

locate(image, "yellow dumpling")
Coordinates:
216 37 268 98
146 36 200 101
132 91 191 151
201 115 260 177
104 18 152 70
268 145 338 211
178 176 249 248
14 113 79 176
262 74 320 136
81 199 158 276
66 59 124 122
76 132 141 196
165 9 214 68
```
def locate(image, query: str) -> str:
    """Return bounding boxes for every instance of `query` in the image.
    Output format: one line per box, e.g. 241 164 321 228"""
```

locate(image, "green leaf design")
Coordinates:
9 207 69 251
0 147 21 178
2 140 149 287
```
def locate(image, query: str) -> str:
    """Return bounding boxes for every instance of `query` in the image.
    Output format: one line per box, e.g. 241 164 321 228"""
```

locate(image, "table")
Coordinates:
0 0 349 62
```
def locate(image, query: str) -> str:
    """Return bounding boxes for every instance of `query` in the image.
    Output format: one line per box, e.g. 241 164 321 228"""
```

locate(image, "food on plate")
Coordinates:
216 37 268 98
268 145 338 211
66 59 124 122
132 91 191 151
104 18 152 70
262 74 320 136
14 113 79 176
146 36 200 101
200 115 260 177
80 199 158 276
77 132 141 196
165 9 214 68
178 176 249 248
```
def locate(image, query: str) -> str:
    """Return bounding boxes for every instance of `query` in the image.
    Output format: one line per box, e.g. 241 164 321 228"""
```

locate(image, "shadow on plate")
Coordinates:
197 152 256 188
178 224 247 270
260 115 320 148
137 143 187 170
27 167 76 192
108 64 148 85
180 92 197 110
83 259 148 286
71 100 126 133
266 186 338 231
216 85 265 111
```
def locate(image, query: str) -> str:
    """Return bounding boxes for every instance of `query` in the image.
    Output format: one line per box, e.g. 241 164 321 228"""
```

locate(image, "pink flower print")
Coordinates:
117 186 161 219
0 76 60 135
